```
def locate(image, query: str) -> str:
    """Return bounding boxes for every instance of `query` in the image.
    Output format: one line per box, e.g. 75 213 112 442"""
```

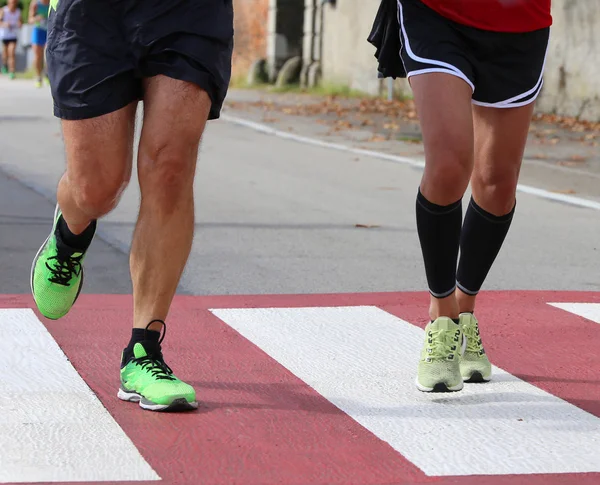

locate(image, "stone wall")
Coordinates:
536 0 600 120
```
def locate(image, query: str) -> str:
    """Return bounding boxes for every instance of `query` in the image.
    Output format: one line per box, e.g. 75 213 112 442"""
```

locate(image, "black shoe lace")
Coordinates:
131 320 176 381
45 245 83 286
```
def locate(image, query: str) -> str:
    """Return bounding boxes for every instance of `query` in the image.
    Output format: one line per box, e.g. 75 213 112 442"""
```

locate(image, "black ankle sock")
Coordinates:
122 328 161 366
416 189 462 298
57 216 97 251
457 197 515 295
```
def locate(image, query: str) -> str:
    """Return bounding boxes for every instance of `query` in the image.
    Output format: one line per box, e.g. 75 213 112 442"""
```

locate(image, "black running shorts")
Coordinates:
397 0 550 107
47 0 233 120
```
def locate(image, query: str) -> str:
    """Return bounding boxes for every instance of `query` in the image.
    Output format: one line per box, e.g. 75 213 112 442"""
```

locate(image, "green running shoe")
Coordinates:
416 317 466 392
459 312 492 383
118 328 197 412
31 205 91 320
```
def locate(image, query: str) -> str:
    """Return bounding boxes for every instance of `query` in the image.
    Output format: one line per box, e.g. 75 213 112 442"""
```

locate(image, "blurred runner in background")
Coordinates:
0 0 22 79
29 0 49 87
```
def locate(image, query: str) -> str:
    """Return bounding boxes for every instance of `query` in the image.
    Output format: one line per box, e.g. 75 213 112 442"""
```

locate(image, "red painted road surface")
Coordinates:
3 291 600 485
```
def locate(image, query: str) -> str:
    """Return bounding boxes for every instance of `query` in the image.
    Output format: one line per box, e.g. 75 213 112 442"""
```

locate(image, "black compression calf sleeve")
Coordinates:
456 197 515 295
416 189 462 298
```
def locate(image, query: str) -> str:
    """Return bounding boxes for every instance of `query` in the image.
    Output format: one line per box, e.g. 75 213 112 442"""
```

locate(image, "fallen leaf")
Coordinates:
367 135 387 142
355 224 381 228
552 189 576 194
569 154 587 162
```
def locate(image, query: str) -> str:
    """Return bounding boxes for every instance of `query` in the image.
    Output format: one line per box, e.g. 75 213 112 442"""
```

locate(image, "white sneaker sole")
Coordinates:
415 377 464 393
117 388 198 412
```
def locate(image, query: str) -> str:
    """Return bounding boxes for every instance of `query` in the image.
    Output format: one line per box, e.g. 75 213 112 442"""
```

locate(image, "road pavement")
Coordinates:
0 77 598 297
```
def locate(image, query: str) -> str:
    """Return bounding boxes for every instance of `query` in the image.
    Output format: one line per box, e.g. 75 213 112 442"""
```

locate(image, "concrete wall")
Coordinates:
321 0 389 96
320 0 599 120
537 0 600 120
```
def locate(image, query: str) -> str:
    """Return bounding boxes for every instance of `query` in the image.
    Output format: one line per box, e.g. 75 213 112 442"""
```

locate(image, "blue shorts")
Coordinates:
32 27 47 46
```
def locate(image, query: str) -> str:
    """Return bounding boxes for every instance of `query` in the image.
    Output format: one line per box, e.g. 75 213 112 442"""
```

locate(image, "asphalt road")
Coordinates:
0 78 598 297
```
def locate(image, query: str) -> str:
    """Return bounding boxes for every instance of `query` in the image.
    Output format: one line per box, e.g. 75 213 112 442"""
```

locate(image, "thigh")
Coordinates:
6 40 15 56
62 102 137 187
472 102 535 180
47 0 139 120
410 72 474 202
411 73 474 163
472 28 550 107
138 75 211 163
132 0 233 120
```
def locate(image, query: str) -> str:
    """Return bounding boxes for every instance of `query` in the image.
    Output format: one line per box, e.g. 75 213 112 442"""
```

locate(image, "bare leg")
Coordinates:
7 41 16 73
131 75 210 330
33 44 44 80
456 102 535 313
1 43 7 69
58 103 137 234
410 73 474 320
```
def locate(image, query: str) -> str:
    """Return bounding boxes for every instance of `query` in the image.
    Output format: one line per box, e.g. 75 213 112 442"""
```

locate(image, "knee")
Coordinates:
421 143 473 204
138 141 196 212
471 165 518 214
70 173 129 219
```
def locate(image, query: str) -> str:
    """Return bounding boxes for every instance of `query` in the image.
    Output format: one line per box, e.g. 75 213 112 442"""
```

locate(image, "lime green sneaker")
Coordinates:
459 313 492 383
416 317 466 392
1 66 7 75
31 205 91 320
118 332 197 412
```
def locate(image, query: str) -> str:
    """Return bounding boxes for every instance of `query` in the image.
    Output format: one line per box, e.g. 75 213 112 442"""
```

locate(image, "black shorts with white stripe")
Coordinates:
397 0 550 108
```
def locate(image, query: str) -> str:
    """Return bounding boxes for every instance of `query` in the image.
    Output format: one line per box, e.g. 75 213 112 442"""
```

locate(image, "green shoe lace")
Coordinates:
416 317 464 392
423 325 462 362
462 318 485 356
459 313 492 382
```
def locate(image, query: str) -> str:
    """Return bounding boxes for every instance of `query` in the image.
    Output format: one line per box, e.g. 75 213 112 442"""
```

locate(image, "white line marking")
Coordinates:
211 305 600 476
0 309 159 483
221 114 600 212
548 302 600 324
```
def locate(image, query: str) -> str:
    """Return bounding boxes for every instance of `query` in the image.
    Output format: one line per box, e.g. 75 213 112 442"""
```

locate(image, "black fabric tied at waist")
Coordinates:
367 0 407 79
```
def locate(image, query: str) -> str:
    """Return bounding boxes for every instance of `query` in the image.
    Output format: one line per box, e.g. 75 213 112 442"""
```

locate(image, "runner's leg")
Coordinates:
6 40 15 73
58 103 136 235
456 102 534 313
410 73 474 321
2 42 8 72
131 75 210 330
33 43 43 81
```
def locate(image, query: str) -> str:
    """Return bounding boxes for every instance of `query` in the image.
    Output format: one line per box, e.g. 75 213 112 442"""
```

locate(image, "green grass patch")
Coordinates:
15 68 37 79
231 79 376 99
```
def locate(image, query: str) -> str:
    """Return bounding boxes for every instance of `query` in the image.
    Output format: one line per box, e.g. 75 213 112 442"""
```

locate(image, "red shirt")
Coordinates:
418 0 552 33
